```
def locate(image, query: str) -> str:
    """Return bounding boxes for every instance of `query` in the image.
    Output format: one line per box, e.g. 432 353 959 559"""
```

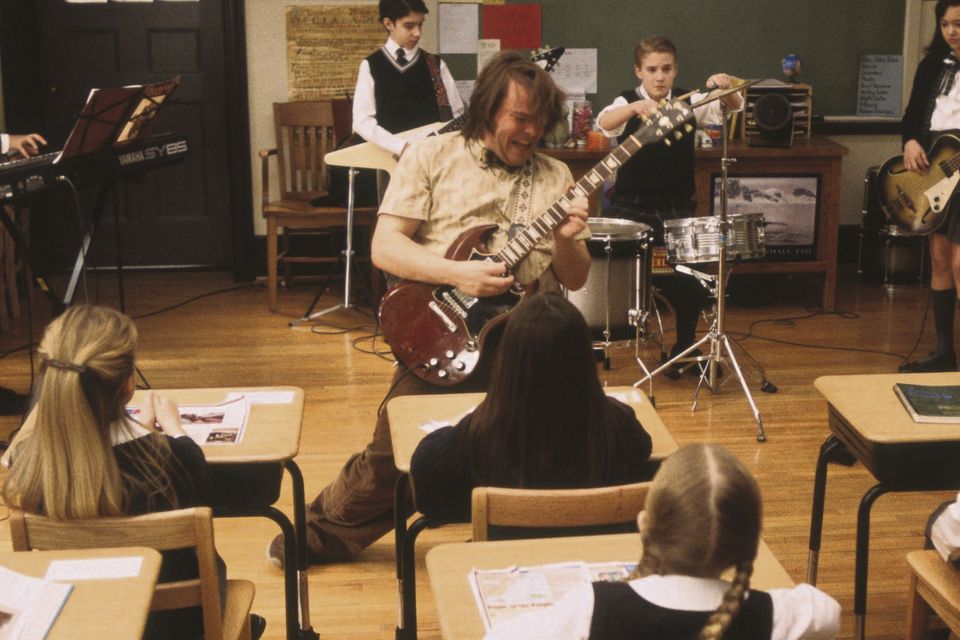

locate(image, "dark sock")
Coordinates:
931 288 956 355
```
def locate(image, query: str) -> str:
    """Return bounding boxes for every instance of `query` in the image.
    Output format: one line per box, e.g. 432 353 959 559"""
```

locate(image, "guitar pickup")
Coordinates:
428 301 458 333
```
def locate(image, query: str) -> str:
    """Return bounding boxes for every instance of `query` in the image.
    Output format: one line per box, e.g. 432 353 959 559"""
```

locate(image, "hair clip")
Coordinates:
43 359 87 374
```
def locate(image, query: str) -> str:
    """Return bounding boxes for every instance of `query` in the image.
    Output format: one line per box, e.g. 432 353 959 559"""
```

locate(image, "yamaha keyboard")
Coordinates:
0 131 189 202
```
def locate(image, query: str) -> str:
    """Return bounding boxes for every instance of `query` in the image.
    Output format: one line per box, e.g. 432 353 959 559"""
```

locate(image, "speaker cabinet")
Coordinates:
750 93 795 147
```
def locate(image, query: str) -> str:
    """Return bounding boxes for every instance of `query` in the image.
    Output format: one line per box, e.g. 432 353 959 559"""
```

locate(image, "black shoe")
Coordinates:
898 352 957 373
250 614 267 640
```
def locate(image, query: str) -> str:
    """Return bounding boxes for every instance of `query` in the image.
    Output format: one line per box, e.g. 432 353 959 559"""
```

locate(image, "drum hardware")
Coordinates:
633 94 772 443
567 218 666 381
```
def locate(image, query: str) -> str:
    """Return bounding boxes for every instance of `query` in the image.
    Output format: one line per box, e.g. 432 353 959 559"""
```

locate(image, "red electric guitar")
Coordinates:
378 101 695 386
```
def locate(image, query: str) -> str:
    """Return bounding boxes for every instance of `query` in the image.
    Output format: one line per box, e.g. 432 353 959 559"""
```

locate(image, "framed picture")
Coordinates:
711 175 820 261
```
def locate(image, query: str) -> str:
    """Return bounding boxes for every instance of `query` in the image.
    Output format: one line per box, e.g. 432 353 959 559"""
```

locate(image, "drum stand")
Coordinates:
633 100 770 442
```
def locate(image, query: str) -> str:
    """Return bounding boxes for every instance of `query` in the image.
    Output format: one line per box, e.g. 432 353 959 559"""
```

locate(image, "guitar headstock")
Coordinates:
634 100 696 148
530 46 565 73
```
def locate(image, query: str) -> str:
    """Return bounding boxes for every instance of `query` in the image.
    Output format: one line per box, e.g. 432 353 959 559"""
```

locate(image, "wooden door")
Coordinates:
25 0 237 270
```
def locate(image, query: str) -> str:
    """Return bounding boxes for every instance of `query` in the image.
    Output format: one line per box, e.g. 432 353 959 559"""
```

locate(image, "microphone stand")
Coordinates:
634 96 772 442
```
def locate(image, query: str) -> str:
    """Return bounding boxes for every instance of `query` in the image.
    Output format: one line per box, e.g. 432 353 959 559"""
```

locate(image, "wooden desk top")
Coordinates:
0 547 161 640
132 386 305 463
426 534 793 640
387 386 678 473
814 374 960 444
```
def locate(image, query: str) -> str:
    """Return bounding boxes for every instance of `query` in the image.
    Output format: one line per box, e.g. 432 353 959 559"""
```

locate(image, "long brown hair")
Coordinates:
460 50 566 142
467 293 627 488
3 305 183 519
635 443 762 640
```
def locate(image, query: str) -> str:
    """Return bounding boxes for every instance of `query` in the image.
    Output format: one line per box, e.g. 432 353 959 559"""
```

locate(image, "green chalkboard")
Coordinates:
441 0 906 117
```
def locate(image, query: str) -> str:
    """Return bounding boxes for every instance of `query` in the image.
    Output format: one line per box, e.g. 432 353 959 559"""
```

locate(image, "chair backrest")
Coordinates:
471 481 651 542
272 100 338 202
9 506 227 639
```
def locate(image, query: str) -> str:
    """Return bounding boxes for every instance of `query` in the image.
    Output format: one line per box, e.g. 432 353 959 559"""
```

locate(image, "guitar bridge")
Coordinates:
428 301 458 332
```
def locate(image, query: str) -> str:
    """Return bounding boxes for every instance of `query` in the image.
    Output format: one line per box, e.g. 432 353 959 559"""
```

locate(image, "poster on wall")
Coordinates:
710 175 820 261
286 5 384 101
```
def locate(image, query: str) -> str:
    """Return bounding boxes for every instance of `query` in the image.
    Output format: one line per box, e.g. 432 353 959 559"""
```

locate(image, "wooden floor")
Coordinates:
0 267 954 640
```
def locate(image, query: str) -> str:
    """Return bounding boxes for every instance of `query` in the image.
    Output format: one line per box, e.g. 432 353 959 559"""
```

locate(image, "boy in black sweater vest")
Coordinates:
351 0 463 160
597 36 741 372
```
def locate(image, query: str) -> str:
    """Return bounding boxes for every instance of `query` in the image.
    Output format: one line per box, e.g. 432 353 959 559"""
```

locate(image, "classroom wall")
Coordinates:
243 0 918 238
244 0 439 237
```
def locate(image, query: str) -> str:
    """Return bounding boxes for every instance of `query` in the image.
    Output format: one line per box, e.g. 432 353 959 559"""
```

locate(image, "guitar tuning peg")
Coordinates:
664 139 673 147
673 131 684 140
684 124 694 133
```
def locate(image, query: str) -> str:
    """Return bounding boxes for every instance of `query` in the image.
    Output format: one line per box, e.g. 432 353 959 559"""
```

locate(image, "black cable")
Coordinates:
376 365 418 417
131 284 259 320
352 331 396 362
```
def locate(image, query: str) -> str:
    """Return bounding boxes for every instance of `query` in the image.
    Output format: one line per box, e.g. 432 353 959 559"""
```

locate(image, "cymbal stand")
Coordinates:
290 168 374 327
633 100 768 442
630 237 666 402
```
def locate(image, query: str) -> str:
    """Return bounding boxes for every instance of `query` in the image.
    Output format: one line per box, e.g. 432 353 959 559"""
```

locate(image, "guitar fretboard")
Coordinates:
494 104 693 270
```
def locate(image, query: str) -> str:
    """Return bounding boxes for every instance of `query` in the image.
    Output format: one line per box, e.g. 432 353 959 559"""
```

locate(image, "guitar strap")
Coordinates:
425 53 453 121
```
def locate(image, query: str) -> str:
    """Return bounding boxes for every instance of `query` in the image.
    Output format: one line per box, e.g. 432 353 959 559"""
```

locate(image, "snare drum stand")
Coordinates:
633 100 771 442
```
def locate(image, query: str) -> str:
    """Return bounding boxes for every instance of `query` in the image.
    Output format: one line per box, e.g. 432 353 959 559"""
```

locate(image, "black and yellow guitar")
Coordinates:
876 133 960 234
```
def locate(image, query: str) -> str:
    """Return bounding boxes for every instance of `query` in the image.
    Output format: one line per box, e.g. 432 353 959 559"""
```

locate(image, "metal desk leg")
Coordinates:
807 436 840 584
400 517 436 640
284 460 317 639
215 505 300 640
853 483 891 640
395 473 410 640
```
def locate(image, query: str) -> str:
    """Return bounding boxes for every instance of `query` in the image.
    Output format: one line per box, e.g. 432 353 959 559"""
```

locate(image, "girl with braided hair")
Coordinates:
483 443 840 640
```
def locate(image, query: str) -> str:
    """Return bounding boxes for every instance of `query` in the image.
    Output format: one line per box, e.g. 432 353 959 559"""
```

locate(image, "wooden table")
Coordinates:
0 547 161 640
426 533 794 639
387 386 678 640
808 373 960 640
131 386 310 640
543 135 849 311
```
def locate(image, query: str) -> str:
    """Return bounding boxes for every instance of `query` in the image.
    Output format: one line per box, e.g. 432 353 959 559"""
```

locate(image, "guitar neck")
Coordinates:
495 108 690 270
434 113 466 137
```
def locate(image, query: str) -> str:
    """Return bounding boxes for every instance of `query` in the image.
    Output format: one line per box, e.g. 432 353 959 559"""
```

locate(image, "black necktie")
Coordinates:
396 49 408 66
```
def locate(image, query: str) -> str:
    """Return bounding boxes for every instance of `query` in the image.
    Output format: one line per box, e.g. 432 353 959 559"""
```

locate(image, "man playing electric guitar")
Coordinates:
276 51 590 565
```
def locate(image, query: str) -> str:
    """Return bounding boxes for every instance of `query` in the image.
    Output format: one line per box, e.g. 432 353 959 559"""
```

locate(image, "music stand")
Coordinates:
288 166 374 326
58 78 180 306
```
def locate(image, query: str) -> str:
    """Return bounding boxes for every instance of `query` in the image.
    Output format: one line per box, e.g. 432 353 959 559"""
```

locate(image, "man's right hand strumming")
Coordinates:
450 259 514 297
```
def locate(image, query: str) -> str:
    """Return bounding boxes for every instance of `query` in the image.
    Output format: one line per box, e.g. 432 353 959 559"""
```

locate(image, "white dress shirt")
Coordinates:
931 492 960 562
482 574 841 640
597 85 741 138
352 38 464 157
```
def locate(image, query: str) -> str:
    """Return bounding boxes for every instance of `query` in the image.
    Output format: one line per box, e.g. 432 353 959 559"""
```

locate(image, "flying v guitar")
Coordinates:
324 47 566 174
876 133 960 235
378 101 695 386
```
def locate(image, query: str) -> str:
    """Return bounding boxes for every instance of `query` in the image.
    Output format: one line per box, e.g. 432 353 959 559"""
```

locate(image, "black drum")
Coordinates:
567 218 653 341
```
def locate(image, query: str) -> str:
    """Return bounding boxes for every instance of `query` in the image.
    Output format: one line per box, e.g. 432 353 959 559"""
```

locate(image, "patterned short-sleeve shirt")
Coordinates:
379 132 588 290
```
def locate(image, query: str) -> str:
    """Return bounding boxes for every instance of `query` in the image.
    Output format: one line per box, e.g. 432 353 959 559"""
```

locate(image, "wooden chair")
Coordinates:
905 549 960 640
9 506 255 640
260 100 379 312
0 204 25 331
471 481 652 541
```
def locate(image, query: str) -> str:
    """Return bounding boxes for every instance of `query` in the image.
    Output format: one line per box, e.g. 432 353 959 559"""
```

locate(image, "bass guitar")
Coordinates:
325 47 566 174
378 101 695 386
876 133 960 235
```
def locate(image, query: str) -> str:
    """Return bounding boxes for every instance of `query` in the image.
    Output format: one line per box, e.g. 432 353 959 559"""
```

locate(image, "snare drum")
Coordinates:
566 218 653 339
663 212 766 264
